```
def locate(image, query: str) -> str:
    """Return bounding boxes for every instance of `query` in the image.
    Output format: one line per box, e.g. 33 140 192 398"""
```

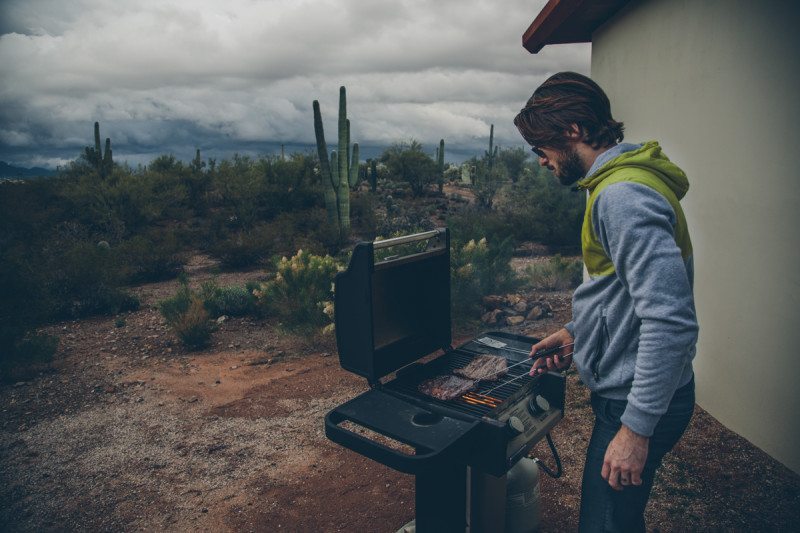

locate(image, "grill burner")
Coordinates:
325 229 565 532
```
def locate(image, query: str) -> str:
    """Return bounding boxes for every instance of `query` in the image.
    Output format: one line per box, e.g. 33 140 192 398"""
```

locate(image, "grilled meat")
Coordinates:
418 375 477 401
453 354 508 381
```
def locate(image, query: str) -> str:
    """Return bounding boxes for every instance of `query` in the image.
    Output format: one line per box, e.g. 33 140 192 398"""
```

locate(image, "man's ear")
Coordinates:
565 124 583 140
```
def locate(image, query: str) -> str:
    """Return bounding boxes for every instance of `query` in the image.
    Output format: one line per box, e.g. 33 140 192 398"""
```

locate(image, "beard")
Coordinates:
554 145 585 186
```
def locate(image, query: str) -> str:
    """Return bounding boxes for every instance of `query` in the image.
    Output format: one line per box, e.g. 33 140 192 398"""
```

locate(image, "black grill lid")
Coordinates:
334 228 451 383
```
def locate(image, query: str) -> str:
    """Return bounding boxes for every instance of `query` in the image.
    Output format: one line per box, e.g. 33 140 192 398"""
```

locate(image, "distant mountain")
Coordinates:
0 161 56 179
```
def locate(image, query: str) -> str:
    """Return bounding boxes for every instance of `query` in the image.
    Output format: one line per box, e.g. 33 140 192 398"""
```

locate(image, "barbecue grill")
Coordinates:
325 228 565 532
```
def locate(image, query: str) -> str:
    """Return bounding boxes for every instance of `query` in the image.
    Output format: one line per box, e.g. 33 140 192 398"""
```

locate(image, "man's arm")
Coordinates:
593 181 698 437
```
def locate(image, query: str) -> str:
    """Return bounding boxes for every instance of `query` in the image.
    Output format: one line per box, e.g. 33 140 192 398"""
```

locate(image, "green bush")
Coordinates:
499 164 585 247
254 250 342 330
207 224 274 269
117 232 185 283
0 333 58 382
159 282 214 349
48 240 140 318
446 206 514 250
200 281 256 317
451 237 519 324
524 255 583 291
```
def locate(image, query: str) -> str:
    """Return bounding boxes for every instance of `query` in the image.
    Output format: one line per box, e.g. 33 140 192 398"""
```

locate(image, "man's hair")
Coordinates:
514 71 624 150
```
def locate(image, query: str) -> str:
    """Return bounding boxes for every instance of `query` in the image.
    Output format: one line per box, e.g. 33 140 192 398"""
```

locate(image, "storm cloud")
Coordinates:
0 0 590 168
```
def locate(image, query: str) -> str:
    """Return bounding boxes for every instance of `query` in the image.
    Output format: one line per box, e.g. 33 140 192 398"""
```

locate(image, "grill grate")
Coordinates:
383 347 539 419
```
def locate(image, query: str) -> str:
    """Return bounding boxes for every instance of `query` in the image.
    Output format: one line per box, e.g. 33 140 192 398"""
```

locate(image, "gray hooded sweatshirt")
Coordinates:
565 141 698 437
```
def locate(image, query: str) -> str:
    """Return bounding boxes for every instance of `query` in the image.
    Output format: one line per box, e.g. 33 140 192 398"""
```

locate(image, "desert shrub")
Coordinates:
0 333 58 382
159 282 214 349
207 224 275 269
451 237 519 325
260 209 339 257
500 164 584 247
446 206 514 250
380 140 438 197
117 231 185 283
377 200 436 238
254 250 342 330
48 240 139 318
200 281 256 317
524 255 583 291
350 191 379 241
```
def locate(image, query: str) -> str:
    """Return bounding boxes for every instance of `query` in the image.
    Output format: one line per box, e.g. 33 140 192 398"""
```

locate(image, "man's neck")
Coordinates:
576 143 616 176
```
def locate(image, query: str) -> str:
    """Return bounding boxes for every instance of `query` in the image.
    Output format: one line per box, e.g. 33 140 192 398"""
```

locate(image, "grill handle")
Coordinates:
325 408 479 475
372 228 444 250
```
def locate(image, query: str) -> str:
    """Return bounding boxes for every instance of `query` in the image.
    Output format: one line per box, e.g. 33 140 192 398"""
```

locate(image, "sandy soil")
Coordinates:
1 262 799 532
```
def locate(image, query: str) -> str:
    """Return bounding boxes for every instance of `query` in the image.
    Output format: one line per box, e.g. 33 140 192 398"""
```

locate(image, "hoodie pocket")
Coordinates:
588 307 609 381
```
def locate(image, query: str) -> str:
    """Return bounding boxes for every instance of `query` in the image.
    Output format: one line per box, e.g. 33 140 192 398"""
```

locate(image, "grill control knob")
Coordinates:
506 416 525 437
529 395 550 416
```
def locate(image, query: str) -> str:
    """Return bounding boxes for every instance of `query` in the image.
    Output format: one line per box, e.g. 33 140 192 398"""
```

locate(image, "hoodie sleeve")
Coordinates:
593 182 698 437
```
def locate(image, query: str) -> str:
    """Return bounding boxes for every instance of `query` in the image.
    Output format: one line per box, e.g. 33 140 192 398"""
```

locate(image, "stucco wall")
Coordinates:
590 0 800 473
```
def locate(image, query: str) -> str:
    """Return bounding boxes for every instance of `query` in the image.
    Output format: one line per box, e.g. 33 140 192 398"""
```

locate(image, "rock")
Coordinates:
513 301 528 313
526 305 545 321
230 365 239 370
482 295 505 310
507 315 525 326
216 315 228 324
481 309 504 325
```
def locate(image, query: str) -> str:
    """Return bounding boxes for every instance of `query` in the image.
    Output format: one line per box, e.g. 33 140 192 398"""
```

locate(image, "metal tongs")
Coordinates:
463 338 574 403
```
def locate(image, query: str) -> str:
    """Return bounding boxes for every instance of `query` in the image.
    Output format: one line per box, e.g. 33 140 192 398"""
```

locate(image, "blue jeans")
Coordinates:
578 378 695 532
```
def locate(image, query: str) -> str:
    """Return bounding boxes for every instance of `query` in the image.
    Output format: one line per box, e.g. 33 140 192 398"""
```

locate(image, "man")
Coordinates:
513 72 697 532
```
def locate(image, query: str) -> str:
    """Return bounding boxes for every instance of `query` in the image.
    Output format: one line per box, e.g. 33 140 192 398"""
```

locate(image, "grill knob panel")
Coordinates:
529 395 550 416
506 416 525 437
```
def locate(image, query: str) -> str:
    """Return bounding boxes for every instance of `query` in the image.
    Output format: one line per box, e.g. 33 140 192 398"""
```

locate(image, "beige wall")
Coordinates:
590 0 800 473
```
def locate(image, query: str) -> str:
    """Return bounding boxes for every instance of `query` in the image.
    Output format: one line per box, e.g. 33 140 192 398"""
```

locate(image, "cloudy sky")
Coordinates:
0 0 590 169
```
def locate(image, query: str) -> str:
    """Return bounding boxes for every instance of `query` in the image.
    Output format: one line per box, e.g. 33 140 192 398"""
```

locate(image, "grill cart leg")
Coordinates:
415 461 467 533
468 467 507 533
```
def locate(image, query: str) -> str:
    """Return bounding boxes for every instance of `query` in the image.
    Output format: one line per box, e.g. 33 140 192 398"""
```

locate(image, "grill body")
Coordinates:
324 229 565 532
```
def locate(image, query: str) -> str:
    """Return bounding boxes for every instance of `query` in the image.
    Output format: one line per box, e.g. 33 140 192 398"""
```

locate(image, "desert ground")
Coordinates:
1 256 799 532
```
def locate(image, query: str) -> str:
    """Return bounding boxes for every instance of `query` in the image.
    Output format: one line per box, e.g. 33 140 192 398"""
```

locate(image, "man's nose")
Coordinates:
538 155 549 166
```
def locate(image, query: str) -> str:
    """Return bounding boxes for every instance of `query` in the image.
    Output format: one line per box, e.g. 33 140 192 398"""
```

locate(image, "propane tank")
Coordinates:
505 457 541 533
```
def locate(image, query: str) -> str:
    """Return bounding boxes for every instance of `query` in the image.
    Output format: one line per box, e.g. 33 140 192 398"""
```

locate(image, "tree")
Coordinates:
380 140 437 197
497 147 530 183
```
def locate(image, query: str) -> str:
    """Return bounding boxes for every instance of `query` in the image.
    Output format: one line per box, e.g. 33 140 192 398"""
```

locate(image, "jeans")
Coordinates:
578 378 695 532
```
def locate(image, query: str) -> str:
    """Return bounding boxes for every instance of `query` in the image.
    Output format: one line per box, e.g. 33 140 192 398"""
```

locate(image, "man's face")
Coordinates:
535 144 585 186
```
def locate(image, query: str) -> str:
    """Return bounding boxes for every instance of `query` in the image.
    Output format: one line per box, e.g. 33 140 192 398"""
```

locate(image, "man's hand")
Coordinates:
601 425 649 490
530 328 574 376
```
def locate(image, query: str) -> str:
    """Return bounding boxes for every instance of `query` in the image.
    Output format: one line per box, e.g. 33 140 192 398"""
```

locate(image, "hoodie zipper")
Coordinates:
590 308 609 381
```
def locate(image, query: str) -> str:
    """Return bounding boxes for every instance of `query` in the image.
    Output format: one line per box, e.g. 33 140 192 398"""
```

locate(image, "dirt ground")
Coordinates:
1 259 799 532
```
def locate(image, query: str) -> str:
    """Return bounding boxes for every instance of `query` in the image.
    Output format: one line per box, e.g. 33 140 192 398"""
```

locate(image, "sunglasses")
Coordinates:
530 146 546 158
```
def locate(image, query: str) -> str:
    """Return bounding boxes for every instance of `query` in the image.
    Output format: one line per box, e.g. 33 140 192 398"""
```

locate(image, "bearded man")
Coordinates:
514 72 698 532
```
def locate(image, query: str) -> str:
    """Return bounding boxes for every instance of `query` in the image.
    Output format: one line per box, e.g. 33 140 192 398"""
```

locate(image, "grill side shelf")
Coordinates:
324 389 480 475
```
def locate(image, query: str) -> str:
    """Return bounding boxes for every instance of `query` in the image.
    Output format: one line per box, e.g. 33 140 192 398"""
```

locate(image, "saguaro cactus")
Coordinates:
313 86 359 239
102 138 113 177
437 139 445 193
486 124 497 174
94 122 102 156
86 122 113 178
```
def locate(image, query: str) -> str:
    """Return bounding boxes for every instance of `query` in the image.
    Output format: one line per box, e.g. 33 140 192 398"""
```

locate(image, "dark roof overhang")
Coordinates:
522 0 634 53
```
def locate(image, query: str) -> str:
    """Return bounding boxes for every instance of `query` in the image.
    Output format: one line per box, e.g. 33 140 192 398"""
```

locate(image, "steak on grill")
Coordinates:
453 354 508 381
418 375 477 401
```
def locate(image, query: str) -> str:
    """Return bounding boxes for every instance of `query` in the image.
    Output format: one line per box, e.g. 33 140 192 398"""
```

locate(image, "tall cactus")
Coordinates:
486 124 496 174
313 100 338 227
348 143 360 188
102 138 113 178
313 86 359 239
86 121 113 178
437 139 445 193
94 122 102 157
